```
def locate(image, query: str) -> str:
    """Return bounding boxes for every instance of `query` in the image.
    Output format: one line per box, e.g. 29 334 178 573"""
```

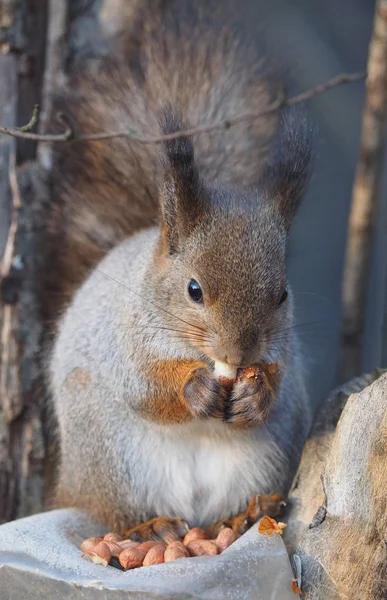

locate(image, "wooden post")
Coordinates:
341 0 387 380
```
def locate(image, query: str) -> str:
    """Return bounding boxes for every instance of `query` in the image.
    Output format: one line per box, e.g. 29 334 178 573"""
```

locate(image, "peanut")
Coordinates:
142 543 167 566
213 361 237 381
183 527 209 545
167 540 189 554
164 542 189 562
215 527 237 552
83 541 112 566
103 532 123 543
80 536 103 553
118 539 140 550
186 540 218 556
119 547 146 569
137 540 159 553
104 541 124 557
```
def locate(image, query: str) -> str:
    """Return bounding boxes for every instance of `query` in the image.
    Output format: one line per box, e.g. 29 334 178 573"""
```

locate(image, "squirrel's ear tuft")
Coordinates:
262 105 314 230
159 105 207 253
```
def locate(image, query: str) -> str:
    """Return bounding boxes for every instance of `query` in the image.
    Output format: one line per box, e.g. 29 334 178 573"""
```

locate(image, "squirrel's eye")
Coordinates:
188 279 203 304
279 286 288 305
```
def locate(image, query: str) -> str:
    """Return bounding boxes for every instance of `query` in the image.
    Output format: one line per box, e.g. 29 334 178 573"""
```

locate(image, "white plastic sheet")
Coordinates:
0 509 296 599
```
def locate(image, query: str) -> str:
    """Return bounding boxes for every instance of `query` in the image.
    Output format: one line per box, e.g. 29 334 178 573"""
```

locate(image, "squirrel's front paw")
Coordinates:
183 367 226 419
226 369 279 427
124 517 189 543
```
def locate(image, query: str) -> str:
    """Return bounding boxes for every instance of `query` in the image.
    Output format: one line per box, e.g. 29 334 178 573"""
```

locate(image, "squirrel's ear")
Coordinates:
262 106 314 230
159 107 207 253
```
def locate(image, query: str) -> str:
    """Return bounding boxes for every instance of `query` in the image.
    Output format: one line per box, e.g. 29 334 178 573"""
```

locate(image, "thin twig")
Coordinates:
0 71 365 145
18 104 40 132
341 1 387 379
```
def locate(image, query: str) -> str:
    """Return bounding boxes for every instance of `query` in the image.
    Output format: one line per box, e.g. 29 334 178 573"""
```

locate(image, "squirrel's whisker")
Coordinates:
96 268 217 335
293 291 333 303
271 318 334 336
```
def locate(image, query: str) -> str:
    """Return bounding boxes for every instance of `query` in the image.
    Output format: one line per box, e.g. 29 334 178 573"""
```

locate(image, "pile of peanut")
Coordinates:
81 526 237 569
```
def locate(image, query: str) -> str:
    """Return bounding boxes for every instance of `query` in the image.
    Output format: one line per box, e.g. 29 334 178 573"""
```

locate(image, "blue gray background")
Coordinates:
241 0 387 409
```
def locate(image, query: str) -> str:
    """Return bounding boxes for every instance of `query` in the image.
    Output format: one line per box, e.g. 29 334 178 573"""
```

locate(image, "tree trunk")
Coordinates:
0 0 47 523
0 0 105 524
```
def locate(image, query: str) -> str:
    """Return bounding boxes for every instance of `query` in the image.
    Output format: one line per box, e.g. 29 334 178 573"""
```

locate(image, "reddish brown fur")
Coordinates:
142 359 226 423
208 493 286 537
142 359 207 424
124 516 189 543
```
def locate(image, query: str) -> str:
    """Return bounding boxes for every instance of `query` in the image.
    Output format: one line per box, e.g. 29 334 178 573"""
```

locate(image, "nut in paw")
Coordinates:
227 362 280 427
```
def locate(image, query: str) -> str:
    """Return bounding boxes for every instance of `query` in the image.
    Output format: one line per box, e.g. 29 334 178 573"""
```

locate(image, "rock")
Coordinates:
294 371 387 599
283 369 385 553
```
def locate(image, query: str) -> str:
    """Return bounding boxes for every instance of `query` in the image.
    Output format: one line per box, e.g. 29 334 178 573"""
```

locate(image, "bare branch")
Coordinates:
19 104 40 133
341 1 387 379
0 71 365 145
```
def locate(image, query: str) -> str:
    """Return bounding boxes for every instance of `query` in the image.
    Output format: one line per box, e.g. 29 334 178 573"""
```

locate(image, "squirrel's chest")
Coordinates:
135 421 274 526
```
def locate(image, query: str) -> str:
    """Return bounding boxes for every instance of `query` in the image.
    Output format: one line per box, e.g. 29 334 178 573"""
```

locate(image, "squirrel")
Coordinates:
45 0 314 537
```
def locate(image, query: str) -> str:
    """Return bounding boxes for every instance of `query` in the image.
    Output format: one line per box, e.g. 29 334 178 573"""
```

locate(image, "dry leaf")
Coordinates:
258 516 287 536
291 578 302 594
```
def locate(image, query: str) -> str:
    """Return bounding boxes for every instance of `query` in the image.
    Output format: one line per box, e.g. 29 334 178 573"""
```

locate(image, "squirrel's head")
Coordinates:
153 106 313 368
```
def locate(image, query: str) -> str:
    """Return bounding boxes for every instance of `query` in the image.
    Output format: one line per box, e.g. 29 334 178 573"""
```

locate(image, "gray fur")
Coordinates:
48 0 313 530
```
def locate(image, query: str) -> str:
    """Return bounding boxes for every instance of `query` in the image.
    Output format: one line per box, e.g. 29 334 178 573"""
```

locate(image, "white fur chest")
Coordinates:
131 419 283 526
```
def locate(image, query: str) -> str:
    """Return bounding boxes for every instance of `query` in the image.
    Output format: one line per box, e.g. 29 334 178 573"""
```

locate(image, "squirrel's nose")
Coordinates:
224 353 243 368
224 330 258 368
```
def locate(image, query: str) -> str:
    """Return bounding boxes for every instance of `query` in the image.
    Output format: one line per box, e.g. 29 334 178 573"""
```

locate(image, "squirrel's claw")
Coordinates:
207 492 287 538
124 517 189 544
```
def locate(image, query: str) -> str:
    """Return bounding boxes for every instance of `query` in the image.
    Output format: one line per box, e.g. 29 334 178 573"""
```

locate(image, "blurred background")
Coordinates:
240 0 385 409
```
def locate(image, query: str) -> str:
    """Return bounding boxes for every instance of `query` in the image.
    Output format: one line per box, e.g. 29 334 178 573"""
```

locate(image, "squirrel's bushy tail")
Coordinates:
40 0 306 326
